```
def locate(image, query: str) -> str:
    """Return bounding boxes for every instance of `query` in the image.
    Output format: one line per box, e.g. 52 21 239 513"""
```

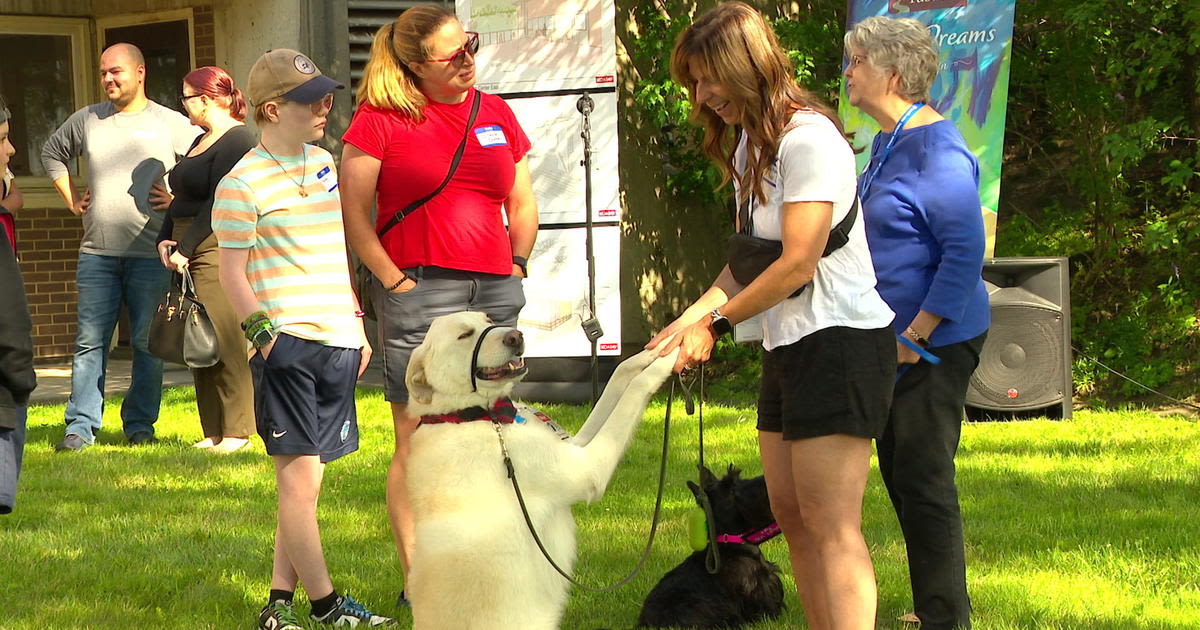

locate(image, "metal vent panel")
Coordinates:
347 0 454 90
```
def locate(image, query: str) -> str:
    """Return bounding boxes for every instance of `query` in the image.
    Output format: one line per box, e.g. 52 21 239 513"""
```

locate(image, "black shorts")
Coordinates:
757 325 896 441
375 266 525 403
250 333 360 463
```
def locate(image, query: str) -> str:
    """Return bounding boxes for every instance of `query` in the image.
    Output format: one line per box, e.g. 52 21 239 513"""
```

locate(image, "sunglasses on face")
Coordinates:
425 32 480 67
308 92 334 114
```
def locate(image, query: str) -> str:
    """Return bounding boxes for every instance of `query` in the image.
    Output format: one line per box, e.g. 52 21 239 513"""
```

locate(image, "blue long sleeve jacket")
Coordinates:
860 120 990 348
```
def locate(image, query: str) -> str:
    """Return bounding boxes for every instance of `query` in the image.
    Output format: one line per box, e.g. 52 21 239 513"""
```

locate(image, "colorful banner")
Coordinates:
838 0 1016 256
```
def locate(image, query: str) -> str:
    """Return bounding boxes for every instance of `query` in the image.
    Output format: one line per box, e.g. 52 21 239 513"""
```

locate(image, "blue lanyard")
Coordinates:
858 102 925 199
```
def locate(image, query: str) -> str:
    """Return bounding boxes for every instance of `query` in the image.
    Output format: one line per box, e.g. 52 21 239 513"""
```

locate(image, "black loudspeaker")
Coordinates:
965 257 1073 419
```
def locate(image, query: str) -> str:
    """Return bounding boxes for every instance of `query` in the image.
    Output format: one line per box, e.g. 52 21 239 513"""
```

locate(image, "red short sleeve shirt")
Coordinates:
342 88 531 275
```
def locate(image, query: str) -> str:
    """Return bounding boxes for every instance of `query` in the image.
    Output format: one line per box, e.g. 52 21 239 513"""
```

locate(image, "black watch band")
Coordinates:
709 309 733 337
512 255 528 276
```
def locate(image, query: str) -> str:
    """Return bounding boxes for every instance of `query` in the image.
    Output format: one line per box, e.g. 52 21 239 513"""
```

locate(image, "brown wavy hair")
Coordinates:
670 2 844 205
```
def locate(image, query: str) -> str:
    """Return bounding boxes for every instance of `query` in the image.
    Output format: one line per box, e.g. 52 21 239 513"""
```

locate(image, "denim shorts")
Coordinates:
249 333 361 463
376 266 525 403
757 325 896 440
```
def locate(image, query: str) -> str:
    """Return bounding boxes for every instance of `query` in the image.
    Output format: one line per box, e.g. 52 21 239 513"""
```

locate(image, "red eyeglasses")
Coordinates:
425 32 480 67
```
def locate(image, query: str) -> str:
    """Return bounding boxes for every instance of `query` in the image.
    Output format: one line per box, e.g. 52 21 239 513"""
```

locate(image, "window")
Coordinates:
98 10 195 115
0 17 91 179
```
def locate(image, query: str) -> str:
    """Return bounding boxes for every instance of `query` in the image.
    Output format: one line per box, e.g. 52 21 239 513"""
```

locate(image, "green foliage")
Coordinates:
1001 0 1200 399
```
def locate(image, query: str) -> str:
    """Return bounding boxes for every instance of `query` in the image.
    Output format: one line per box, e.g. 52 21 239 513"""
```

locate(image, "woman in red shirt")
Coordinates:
339 4 538 599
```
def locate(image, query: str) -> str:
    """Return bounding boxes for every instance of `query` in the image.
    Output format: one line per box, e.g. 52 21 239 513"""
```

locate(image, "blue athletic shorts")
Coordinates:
250 333 361 463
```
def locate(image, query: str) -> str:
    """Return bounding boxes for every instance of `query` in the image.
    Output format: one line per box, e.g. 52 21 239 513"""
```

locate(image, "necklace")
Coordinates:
259 143 308 197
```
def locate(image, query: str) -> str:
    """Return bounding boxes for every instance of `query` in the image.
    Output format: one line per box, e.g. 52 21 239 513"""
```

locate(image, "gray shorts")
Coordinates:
376 266 525 403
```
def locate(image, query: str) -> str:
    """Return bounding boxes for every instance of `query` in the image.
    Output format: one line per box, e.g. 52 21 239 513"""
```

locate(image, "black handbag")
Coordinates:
355 90 482 320
148 268 220 368
726 192 859 298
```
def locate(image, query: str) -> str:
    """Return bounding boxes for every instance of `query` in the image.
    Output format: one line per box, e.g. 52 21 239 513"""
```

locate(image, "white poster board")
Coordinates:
520 225 622 357
457 0 617 94
505 92 620 224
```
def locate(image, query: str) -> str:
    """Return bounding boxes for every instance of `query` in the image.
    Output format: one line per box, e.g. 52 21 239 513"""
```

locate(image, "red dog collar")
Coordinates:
419 397 518 426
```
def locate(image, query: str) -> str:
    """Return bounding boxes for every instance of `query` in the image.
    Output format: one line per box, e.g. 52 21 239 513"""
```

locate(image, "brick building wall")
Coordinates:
15 210 83 361
16 5 216 363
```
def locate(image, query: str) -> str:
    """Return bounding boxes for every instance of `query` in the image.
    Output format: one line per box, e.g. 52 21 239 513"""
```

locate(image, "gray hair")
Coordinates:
0 94 9 125
844 16 939 103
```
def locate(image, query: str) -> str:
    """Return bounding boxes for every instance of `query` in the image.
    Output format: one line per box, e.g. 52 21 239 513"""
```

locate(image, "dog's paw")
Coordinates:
642 348 680 382
617 347 663 375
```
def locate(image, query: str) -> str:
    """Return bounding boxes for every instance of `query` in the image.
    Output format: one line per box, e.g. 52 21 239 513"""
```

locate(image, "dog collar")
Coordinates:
419 397 518 426
715 522 781 545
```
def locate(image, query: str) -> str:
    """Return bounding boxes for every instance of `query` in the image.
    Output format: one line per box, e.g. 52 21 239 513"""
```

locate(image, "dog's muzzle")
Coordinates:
470 325 527 391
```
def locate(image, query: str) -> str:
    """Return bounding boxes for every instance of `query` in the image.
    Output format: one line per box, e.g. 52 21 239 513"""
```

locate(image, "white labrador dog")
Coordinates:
404 311 679 630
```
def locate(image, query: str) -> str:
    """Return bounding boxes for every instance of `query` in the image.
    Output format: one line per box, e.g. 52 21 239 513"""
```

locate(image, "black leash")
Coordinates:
680 366 721 574
493 375 689 591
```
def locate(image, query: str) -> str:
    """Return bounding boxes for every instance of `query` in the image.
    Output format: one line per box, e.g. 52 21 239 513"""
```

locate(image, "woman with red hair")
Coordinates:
156 65 256 453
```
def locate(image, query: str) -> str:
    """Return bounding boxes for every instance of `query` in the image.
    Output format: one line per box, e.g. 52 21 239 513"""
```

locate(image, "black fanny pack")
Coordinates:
726 193 859 298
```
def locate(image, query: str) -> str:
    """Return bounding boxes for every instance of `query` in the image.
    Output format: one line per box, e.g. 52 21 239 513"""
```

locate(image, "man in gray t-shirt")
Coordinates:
41 43 200 452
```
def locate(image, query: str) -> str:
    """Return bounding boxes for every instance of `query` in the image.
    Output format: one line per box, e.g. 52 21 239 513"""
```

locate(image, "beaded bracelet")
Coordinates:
385 273 410 292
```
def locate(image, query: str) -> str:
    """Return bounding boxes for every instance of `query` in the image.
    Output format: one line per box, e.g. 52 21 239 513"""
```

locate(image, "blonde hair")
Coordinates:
671 1 844 206
844 17 939 103
356 4 455 120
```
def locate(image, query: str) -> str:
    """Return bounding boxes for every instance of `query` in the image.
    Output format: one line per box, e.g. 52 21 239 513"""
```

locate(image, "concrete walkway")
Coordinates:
30 358 386 405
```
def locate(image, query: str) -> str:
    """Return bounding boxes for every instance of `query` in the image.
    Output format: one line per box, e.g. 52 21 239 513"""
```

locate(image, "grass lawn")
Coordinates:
4 387 1198 629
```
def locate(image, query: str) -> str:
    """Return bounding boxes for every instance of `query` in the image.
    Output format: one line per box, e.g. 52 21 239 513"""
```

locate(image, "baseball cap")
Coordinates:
246 49 343 107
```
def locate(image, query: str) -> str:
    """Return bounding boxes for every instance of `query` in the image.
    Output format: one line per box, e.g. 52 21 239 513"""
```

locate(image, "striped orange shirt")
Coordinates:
212 145 362 348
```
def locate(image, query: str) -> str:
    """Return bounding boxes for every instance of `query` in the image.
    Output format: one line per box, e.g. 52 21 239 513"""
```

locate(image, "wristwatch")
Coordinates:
512 255 528 277
709 308 734 337
250 327 276 350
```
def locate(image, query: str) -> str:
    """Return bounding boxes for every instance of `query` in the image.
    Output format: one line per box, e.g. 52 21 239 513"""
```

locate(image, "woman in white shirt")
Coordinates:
647 4 896 629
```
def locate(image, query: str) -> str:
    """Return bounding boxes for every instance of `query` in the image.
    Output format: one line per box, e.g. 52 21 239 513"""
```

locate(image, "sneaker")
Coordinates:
395 589 410 608
311 592 396 627
55 433 88 452
128 431 158 446
259 600 303 630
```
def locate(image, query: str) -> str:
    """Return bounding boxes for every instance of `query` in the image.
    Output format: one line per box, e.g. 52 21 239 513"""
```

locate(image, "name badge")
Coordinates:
316 165 338 192
474 125 508 148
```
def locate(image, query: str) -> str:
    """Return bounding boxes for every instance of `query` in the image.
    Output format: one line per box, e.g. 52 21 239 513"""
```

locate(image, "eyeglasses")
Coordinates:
308 93 334 114
179 93 204 105
425 32 480 67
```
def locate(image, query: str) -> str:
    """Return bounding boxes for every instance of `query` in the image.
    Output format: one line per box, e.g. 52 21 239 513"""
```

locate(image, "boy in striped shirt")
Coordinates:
213 49 393 629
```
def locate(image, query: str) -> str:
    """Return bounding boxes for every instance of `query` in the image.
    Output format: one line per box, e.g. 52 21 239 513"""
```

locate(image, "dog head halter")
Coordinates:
470 324 507 392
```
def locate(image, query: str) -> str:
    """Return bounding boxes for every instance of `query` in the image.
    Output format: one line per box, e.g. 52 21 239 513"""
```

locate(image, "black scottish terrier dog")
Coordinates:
636 465 785 629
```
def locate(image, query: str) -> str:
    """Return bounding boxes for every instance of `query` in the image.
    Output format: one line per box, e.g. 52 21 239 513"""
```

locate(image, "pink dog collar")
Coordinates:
715 522 781 545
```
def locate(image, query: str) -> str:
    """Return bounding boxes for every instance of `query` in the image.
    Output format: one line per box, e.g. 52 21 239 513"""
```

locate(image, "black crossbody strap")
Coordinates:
738 192 859 258
820 194 859 257
376 90 483 240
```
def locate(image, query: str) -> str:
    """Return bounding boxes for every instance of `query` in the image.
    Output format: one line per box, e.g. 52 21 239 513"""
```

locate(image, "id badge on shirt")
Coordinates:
316 166 338 192
474 125 508 148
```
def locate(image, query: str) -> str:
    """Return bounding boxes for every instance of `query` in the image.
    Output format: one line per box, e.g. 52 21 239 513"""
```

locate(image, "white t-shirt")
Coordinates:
733 109 894 350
